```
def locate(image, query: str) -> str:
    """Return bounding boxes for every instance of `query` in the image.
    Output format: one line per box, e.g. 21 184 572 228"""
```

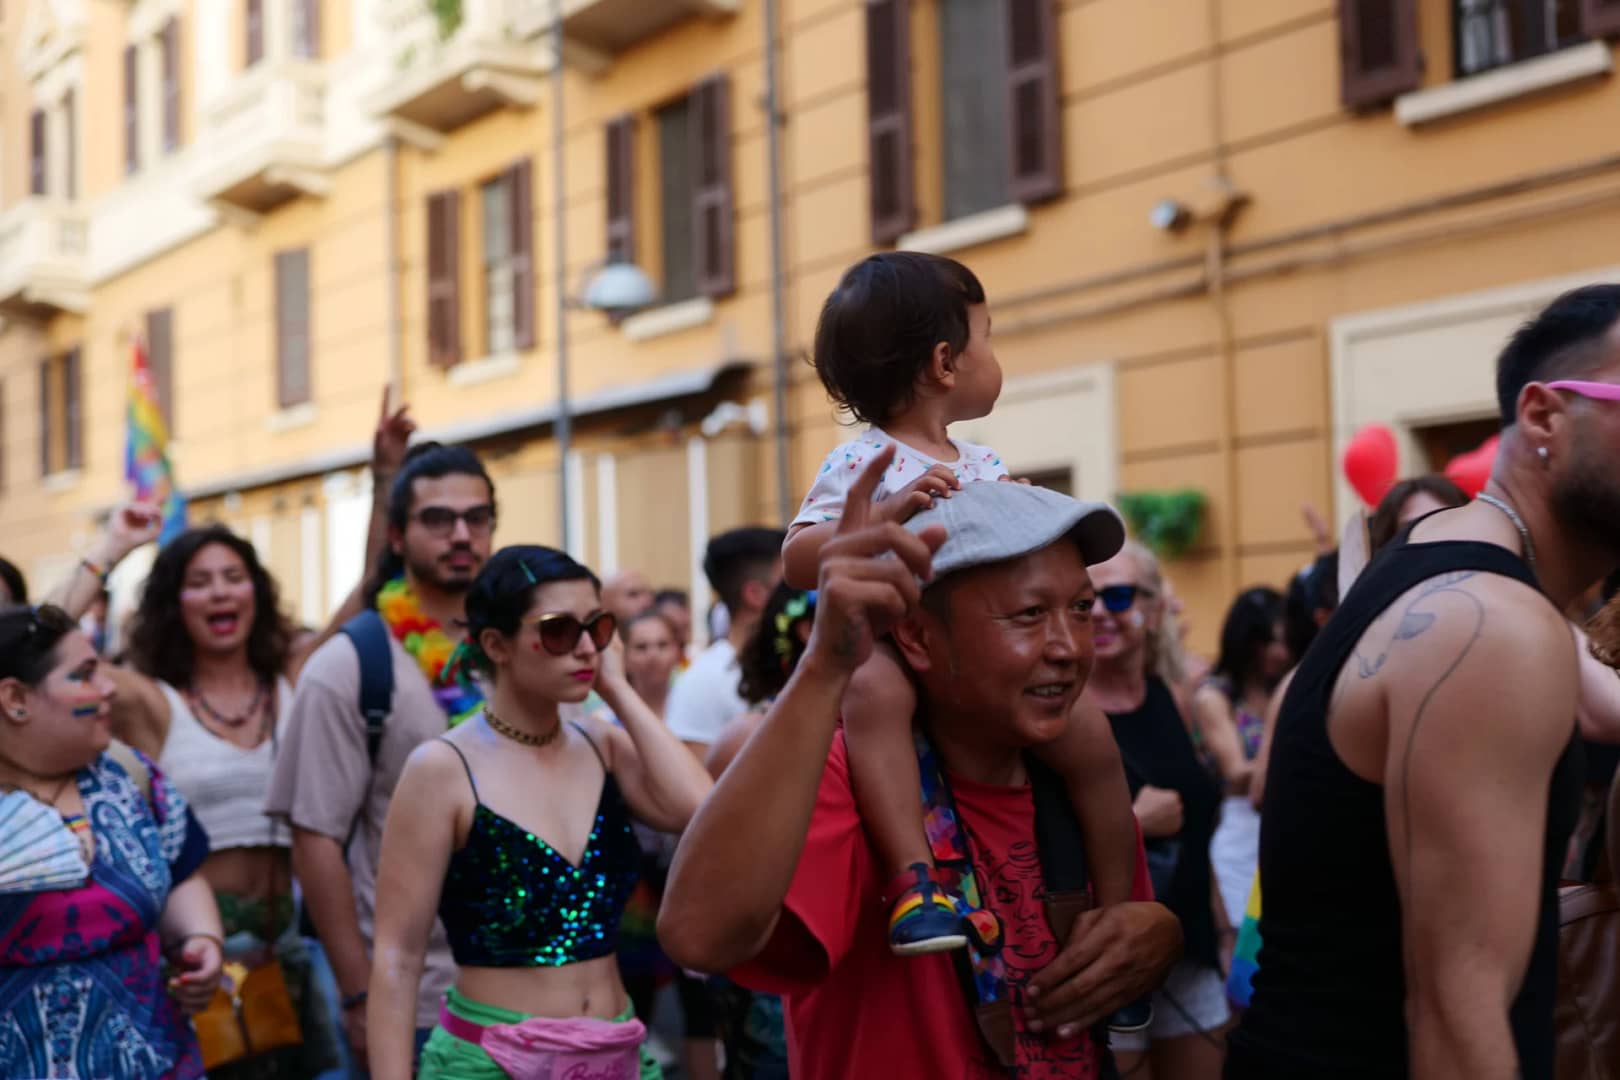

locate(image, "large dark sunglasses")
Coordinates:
414 505 496 537
1099 584 1156 614
534 611 618 656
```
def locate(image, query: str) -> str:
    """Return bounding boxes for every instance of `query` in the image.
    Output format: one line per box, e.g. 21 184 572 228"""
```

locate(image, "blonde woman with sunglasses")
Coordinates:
368 546 713 1080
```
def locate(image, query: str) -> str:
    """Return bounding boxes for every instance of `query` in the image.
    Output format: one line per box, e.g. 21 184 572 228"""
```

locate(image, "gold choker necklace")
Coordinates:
483 708 562 748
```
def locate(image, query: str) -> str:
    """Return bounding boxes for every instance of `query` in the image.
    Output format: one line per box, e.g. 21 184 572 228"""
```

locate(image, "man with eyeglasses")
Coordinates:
1229 284 1620 1080
269 442 498 1073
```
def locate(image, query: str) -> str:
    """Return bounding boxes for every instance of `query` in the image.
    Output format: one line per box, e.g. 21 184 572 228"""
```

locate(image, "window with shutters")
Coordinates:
63 88 76 199
146 308 175 434
161 18 180 153
426 189 464 368
481 174 516 355
39 348 83 477
246 0 264 66
865 0 1060 245
275 250 312 407
644 76 741 306
1454 0 1583 75
29 109 45 194
124 44 140 174
292 0 320 58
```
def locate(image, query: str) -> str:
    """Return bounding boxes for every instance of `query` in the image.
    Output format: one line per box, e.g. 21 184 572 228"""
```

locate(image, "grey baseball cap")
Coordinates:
903 482 1126 581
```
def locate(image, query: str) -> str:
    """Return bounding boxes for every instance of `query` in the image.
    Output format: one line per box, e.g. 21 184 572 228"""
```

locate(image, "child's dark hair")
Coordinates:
1212 586 1286 694
462 546 600 675
0 604 78 686
366 441 497 603
738 584 816 705
812 252 987 426
127 525 292 688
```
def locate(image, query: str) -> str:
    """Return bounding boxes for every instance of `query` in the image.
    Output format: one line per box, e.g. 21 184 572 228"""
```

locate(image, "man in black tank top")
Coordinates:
1229 285 1620 1080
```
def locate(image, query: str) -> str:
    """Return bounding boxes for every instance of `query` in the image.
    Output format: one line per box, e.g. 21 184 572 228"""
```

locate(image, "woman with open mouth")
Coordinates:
366 545 713 1080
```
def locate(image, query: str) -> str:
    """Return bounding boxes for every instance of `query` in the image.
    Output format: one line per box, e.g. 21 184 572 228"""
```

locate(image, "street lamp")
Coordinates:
551 0 657 552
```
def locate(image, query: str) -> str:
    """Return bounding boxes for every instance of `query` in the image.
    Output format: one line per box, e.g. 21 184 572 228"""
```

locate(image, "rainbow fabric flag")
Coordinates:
125 337 187 544
1226 873 1263 1008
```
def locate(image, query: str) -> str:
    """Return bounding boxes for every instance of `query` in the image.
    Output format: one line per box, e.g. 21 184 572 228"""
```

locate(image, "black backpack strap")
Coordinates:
340 609 394 769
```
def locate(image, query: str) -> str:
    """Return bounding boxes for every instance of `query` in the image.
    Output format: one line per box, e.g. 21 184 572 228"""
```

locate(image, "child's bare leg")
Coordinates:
844 643 967 955
1030 698 1138 907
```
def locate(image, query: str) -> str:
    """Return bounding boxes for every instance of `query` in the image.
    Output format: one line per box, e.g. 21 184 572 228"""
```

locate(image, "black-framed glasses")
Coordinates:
1099 584 1156 614
413 505 496 537
534 611 618 656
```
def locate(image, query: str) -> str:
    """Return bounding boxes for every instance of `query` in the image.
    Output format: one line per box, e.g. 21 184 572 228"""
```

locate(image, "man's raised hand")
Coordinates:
805 446 947 672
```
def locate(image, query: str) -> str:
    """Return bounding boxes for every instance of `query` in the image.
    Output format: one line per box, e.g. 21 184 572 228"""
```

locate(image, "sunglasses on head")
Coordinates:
534 611 618 656
1098 584 1156 614
1546 380 1620 402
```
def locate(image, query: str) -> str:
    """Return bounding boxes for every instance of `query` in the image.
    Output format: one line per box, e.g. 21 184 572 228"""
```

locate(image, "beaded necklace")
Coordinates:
376 577 484 727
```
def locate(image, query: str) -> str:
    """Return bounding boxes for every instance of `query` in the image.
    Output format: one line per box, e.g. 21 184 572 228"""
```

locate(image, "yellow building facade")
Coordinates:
3 0 1620 649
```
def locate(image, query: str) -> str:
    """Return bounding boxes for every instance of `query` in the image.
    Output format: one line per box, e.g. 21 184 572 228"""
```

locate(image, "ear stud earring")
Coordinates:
1538 446 1550 464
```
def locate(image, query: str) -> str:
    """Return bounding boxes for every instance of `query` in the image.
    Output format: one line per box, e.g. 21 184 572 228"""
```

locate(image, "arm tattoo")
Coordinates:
1354 572 1477 677
1395 577 1486 1013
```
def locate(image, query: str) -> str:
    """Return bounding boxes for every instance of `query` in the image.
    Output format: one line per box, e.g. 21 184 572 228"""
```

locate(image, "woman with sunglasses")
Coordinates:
368 546 713 1080
0 604 221 1079
1086 541 1227 1080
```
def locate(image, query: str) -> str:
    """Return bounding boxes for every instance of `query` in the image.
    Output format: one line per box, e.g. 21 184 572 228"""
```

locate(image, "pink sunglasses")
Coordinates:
1546 380 1620 401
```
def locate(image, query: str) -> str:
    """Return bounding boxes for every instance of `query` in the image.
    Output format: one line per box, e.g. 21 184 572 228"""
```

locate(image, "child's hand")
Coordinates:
873 465 959 524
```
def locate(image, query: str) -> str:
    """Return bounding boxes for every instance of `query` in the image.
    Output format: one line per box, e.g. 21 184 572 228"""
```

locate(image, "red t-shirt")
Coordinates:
733 733 1153 1080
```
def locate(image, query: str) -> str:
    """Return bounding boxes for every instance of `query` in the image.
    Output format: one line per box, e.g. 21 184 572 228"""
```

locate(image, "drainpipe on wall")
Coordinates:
762 0 792 525
1206 0 1242 598
384 132 403 394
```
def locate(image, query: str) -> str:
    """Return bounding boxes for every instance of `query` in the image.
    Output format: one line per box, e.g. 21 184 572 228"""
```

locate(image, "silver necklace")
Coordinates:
1477 492 1538 576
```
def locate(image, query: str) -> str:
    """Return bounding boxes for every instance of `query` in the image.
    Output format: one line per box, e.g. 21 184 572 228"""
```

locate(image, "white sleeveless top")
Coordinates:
157 679 293 851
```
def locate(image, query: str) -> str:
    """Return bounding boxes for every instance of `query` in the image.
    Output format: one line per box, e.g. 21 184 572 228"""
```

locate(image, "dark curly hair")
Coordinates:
737 583 816 705
0 604 77 686
126 526 292 689
462 545 600 677
812 252 987 426
1367 475 1468 556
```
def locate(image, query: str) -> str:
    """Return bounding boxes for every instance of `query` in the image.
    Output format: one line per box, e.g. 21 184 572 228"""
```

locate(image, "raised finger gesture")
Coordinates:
373 384 417 477
805 446 947 673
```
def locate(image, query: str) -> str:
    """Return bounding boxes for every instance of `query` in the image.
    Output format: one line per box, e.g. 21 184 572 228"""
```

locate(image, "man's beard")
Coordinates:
1551 430 1620 562
406 549 479 594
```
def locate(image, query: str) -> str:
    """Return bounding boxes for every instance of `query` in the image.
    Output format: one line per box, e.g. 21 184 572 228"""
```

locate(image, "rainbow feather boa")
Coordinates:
376 577 484 727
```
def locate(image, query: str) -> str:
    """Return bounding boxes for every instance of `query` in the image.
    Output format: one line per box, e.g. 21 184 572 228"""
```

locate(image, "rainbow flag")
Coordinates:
1226 873 1263 1008
125 337 186 544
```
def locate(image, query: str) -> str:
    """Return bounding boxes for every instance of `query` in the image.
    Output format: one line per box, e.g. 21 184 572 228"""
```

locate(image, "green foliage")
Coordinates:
427 0 462 40
1116 489 1207 561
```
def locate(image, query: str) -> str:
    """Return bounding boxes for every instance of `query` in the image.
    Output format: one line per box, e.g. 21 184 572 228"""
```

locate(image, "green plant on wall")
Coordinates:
1116 489 1207 562
427 0 462 40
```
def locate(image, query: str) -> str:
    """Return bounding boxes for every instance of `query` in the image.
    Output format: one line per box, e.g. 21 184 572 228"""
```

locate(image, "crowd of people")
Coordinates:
1 254 1619 1080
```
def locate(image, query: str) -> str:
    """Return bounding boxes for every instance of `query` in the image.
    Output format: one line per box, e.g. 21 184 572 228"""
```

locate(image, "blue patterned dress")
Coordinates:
0 750 210 1078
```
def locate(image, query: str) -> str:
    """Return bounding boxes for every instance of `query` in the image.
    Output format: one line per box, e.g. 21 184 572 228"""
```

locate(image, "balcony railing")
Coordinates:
367 0 551 133
0 198 90 319
193 59 329 215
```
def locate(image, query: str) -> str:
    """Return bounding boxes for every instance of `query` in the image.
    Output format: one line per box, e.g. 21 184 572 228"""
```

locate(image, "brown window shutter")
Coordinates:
294 0 320 58
1339 0 1422 110
866 0 915 245
37 358 51 476
246 0 264 66
145 308 175 434
1584 0 1620 36
29 109 45 195
426 190 463 368
63 88 77 199
64 348 82 471
161 19 180 152
1005 0 1062 204
605 115 636 264
691 74 734 299
508 160 536 350
123 45 139 174
275 250 312 407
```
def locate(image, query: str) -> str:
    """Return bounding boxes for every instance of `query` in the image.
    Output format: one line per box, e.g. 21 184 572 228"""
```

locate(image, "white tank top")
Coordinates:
157 679 293 851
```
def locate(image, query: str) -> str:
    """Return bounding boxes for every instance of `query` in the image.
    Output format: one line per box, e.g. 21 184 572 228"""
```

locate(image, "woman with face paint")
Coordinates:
0 603 222 1078
368 546 713 1080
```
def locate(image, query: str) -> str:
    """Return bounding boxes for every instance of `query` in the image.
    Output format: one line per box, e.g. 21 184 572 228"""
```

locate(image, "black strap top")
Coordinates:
436 724 640 968
1231 535 1583 1079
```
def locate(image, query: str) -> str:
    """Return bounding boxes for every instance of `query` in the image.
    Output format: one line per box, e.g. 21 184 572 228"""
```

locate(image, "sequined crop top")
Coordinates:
436 725 639 968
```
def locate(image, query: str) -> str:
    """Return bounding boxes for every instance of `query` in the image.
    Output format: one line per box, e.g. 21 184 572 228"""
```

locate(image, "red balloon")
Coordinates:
1443 433 1499 498
1343 424 1399 507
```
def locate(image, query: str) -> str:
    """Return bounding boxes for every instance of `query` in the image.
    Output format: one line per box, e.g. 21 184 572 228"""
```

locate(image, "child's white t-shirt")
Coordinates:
790 429 1008 529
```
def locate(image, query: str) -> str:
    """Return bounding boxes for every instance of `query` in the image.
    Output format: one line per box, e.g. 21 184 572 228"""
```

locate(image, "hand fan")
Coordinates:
0 789 89 895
